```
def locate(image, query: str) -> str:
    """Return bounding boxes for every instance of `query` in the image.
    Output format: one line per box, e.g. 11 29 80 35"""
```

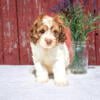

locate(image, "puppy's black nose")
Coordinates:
45 38 52 45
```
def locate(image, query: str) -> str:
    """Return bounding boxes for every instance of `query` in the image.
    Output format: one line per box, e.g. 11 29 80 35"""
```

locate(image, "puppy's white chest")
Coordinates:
30 42 70 72
42 50 55 65
40 50 55 73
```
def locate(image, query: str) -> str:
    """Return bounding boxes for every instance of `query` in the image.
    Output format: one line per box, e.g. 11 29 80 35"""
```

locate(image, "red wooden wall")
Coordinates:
95 0 100 65
0 0 100 65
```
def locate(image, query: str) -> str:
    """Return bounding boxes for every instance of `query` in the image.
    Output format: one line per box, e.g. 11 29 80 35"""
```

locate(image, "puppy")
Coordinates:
30 14 71 86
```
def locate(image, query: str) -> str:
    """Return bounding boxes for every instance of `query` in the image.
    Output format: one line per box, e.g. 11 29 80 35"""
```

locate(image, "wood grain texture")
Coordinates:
95 0 100 65
0 0 4 64
41 0 58 16
16 0 33 64
87 32 96 65
0 0 19 64
87 0 96 65
0 0 100 65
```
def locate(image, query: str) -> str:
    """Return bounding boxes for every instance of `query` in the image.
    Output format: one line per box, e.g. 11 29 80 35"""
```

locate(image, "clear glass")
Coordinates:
70 41 88 74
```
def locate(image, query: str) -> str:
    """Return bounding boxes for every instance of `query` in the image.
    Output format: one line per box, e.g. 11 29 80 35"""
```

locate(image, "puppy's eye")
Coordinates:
39 29 45 34
53 30 58 34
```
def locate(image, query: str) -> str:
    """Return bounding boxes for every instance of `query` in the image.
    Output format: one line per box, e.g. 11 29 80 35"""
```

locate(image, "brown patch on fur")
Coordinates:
51 25 59 33
54 16 67 43
30 14 46 44
37 25 48 33
30 14 67 44
59 25 66 43
51 24 60 40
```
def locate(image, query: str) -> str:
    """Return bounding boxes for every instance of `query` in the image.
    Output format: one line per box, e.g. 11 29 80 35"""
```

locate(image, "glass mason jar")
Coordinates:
69 41 88 74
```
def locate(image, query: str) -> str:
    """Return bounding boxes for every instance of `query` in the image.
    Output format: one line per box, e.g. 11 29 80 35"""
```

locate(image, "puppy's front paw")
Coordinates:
36 77 49 83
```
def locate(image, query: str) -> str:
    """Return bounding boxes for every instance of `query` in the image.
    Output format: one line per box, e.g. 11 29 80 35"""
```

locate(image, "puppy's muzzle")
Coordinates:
45 38 53 45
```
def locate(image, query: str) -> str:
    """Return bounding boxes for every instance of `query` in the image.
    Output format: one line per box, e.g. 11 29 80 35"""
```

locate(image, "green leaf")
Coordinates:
58 4 100 42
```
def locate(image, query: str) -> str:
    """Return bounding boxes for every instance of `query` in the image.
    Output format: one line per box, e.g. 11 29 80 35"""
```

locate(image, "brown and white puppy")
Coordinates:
30 14 70 86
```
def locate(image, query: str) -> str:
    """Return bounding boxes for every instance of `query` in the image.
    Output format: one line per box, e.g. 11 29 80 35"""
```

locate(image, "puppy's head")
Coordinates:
30 14 66 49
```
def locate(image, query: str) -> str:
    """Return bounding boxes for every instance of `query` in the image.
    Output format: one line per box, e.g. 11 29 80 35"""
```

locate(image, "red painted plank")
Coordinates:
47 0 58 16
95 32 100 65
95 0 100 65
31 0 39 20
1 0 19 64
0 0 4 64
41 0 58 15
32 0 58 16
86 0 96 65
17 0 34 64
87 33 96 65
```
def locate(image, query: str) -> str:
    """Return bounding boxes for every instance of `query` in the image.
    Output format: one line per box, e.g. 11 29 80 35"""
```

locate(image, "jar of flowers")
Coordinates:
51 0 100 73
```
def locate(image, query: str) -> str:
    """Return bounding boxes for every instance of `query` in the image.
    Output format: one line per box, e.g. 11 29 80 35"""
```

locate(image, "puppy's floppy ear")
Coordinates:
59 25 66 43
30 14 46 44
30 20 39 44
54 16 67 43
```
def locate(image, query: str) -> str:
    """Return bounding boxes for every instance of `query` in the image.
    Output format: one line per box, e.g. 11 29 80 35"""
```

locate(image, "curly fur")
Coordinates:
30 14 66 44
29 14 70 86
